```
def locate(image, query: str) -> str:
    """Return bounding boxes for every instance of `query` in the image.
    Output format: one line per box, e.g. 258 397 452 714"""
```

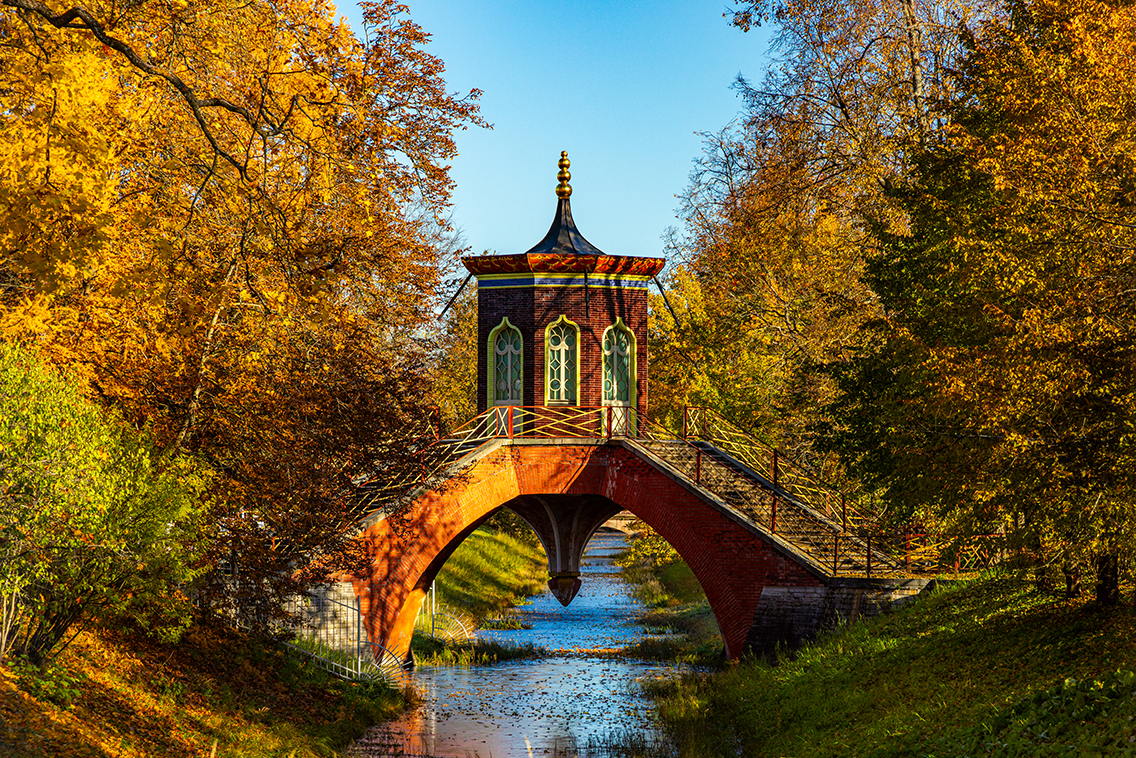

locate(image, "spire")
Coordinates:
556 151 572 198
523 151 605 256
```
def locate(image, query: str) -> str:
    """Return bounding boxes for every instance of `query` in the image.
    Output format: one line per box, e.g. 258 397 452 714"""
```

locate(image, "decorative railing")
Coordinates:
413 581 475 643
681 407 872 531
354 404 998 579
627 437 896 575
414 608 475 643
674 408 1011 576
876 530 1007 575
354 405 644 518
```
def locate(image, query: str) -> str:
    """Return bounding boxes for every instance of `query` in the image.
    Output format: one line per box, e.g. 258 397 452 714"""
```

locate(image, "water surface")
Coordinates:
350 531 678 757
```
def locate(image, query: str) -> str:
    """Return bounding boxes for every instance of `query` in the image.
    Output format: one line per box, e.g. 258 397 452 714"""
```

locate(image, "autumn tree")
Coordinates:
656 183 882 464
430 278 479 429
648 265 780 433
652 0 986 466
725 0 984 208
0 0 485 622
831 0 1136 602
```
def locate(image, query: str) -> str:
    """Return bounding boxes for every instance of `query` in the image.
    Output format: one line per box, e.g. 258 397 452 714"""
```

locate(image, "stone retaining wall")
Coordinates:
744 577 933 654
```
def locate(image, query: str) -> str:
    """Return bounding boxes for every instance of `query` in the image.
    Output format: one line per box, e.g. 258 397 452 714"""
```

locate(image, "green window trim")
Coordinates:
544 315 580 406
602 317 636 408
487 317 523 407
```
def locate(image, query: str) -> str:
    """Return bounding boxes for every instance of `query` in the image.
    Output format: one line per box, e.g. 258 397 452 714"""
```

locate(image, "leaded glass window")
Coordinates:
545 317 578 405
603 320 634 406
490 319 522 406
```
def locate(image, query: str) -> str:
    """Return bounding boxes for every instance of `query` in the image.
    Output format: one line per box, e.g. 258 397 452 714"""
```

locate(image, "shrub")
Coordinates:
0 342 208 665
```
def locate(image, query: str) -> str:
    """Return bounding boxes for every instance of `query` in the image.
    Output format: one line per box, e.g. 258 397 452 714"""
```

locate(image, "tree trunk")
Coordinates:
1062 562 1082 598
1095 553 1120 605
898 0 932 146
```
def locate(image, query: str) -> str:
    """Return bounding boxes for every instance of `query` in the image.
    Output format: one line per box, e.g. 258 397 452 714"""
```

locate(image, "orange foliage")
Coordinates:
0 0 486 615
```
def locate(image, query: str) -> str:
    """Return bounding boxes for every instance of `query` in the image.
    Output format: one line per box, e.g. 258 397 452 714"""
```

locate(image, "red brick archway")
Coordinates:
353 440 825 663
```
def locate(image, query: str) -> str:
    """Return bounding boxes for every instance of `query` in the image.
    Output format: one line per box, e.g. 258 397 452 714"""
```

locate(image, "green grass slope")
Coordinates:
619 554 723 664
645 574 1136 757
410 525 548 664
429 527 546 624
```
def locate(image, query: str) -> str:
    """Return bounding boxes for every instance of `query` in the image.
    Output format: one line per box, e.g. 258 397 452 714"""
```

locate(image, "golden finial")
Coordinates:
555 151 572 198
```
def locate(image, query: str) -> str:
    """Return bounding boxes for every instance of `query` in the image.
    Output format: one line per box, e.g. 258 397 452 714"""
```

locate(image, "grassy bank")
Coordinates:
0 621 408 757
633 573 1136 757
618 549 723 664
0 526 548 754
410 636 545 666
411 524 547 664
426 526 546 626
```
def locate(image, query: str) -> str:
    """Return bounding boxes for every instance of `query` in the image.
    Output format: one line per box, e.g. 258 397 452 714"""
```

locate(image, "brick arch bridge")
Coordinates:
351 407 932 666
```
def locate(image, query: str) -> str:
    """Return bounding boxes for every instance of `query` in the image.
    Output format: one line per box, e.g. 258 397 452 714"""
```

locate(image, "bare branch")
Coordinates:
3 0 266 178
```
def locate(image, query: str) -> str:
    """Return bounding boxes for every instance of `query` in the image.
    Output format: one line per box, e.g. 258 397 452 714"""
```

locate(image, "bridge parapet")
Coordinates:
354 405 999 579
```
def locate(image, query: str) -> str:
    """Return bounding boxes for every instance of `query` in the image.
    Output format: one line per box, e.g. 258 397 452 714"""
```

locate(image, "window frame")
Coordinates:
601 317 637 408
543 315 581 406
487 317 523 407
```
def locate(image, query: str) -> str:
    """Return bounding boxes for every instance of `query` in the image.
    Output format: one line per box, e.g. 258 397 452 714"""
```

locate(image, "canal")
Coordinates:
349 530 682 757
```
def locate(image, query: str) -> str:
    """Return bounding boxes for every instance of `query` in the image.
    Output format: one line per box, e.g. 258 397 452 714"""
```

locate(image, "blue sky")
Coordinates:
335 1 773 263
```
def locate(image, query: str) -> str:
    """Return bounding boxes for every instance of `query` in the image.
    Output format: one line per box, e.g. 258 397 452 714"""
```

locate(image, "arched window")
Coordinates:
545 316 579 405
488 317 523 407
602 318 636 407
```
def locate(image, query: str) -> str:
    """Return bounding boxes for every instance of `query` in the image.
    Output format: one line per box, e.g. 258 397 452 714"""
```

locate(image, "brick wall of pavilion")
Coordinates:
476 284 650 416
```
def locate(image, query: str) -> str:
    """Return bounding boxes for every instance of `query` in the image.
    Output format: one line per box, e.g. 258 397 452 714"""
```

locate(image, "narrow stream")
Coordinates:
349 531 681 757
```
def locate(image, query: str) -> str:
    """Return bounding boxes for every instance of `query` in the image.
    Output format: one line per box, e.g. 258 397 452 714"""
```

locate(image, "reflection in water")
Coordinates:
349 531 679 757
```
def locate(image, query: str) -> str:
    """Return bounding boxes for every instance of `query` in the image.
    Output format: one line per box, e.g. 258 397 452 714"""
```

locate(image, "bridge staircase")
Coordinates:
355 405 909 579
633 413 896 577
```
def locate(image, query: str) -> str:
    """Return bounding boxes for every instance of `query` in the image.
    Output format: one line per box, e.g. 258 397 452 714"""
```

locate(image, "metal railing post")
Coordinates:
356 594 363 678
682 407 689 441
607 406 613 439
695 447 702 484
507 405 515 439
833 535 839 574
771 450 779 533
842 494 848 533
905 528 911 571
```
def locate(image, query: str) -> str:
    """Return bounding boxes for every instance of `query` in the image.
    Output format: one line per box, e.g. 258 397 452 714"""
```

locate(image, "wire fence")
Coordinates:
413 582 475 643
282 588 409 685
204 579 409 686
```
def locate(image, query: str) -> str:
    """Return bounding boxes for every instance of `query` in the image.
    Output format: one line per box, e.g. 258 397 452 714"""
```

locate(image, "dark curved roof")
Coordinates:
523 197 605 256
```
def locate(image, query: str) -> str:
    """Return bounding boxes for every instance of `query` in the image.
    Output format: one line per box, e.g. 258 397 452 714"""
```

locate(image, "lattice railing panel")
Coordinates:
677 408 907 572
637 441 899 576
275 588 409 685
